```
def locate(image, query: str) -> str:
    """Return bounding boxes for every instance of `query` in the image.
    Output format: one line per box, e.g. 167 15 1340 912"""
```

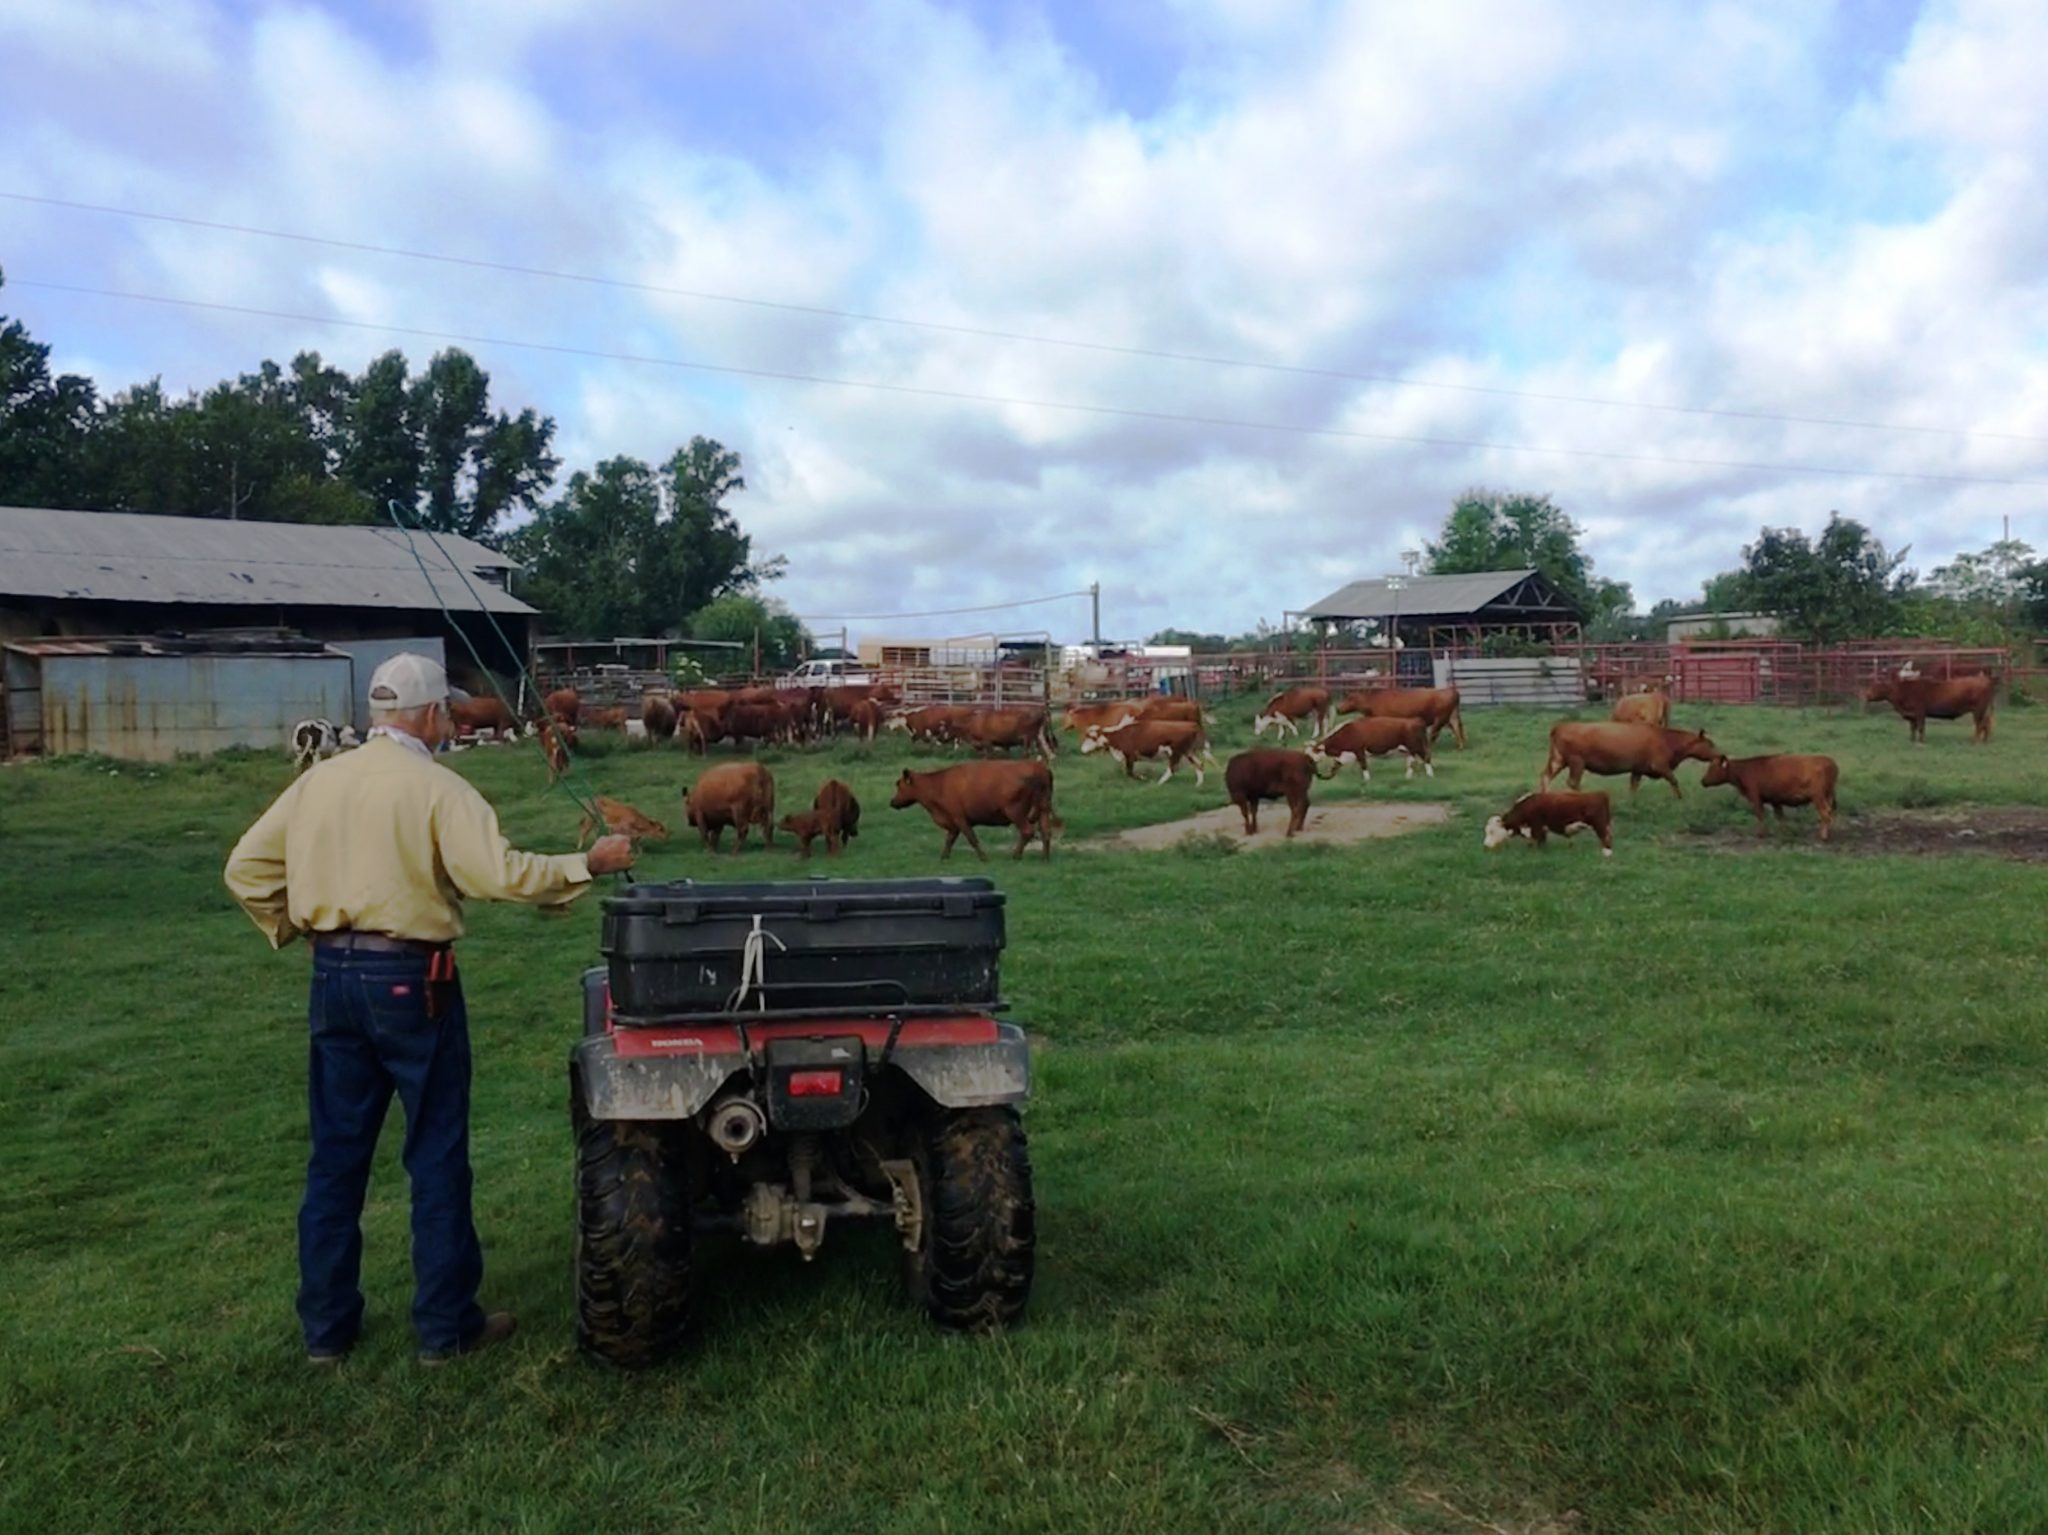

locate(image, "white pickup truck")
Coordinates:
778 657 877 688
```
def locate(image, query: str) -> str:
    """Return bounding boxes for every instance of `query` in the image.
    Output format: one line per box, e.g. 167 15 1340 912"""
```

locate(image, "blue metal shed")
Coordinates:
4 638 353 760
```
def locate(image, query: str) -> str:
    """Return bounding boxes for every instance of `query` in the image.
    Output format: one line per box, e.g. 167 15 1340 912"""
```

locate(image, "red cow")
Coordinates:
1063 700 1149 736
1338 686 1466 749
544 687 581 726
887 705 975 745
1483 791 1614 856
642 696 677 741
787 778 862 856
955 706 1059 759
448 695 517 741
577 796 669 849
1307 717 1432 783
683 761 776 852
890 761 1057 860
1611 684 1670 728
1865 672 1995 743
1224 749 1314 837
1701 753 1839 841
1253 686 1329 739
846 698 883 744
1540 722 1717 798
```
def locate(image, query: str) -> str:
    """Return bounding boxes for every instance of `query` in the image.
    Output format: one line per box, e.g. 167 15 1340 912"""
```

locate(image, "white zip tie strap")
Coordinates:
729 914 788 1013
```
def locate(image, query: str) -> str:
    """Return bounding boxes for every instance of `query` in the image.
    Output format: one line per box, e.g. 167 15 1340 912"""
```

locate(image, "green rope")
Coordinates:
381 500 612 830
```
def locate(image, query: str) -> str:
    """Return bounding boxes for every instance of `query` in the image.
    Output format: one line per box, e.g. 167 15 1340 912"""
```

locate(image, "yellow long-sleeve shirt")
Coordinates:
223 734 593 948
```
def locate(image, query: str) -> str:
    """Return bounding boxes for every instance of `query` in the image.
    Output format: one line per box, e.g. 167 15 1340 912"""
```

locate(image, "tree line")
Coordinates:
0 272 807 661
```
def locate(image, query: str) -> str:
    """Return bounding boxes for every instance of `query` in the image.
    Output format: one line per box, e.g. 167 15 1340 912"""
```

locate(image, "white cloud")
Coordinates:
3 0 2045 639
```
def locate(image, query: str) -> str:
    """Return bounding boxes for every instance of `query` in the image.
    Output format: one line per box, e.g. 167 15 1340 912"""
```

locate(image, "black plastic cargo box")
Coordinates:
602 877 1005 1021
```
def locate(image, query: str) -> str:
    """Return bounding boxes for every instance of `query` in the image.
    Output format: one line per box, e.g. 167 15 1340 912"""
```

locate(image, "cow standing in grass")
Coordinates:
1701 753 1839 841
1540 723 1717 798
1865 672 1995 744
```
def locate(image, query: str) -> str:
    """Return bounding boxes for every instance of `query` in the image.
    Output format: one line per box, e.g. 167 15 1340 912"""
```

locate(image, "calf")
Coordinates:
577 795 669 849
1540 722 1717 798
1483 791 1614 857
1701 753 1839 841
290 718 357 773
682 761 777 852
537 718 575 781
778 808 837 858
1865 672 1995 744
1253 686 1329 739
1337 686 1466 749
1080 719 1217 786
580 704 629 731
1224 749 1314 837
1307 716 1432 783
890 761 1057 860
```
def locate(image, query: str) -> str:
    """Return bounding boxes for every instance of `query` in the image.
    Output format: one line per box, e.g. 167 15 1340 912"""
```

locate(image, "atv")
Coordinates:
567 877 1035 1367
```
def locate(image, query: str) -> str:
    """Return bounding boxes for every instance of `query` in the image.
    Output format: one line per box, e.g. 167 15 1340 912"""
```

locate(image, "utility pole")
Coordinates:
1089 581 1101 646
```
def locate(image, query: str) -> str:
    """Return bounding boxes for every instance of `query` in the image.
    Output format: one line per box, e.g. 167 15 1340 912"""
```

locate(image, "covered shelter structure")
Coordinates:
1292 568 1584 653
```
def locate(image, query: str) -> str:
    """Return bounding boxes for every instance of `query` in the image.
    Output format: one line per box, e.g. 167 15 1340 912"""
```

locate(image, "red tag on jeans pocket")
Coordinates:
391 984 412 997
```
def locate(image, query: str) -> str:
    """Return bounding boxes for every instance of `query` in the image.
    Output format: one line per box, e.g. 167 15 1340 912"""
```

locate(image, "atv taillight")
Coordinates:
787 1070 844 1097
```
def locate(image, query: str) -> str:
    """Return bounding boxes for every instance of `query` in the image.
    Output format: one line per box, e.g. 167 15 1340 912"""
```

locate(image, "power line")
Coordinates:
12 277 2047 490
5 188 2042 447
796 591 1092 623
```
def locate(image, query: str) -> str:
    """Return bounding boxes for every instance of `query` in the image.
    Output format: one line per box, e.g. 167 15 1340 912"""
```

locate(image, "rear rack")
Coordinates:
610 995 1011 1028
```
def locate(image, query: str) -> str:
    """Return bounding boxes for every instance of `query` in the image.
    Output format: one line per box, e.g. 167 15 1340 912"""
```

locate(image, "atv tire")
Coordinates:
572 1075 692 1367
905 1105 1035 1331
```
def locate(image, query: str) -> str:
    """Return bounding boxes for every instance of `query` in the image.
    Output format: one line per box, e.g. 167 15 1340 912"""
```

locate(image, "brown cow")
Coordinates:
577 795 669 849
1701 753 1839 841
1080 719 1217 786
682 761 776 852
1252 686 1329 739
1137 697 1206 726
1337 686 1466 749
680 709 725 755
580 705 629 730
846 698 883 744
447 694 518 740
956 706 1059 759
724 701 792 748
1063 700 1149 736
1483 791 1614 856
1307 716 1433 782
1225 749 1314 837
1611 684 1671 729
890 761 1056 860
1540 722 1717 798
544 687 580 726
1865 672 1995 743
642 695 678 741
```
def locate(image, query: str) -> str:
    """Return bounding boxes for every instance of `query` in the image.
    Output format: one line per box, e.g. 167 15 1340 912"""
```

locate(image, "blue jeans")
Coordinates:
299 949 485 1355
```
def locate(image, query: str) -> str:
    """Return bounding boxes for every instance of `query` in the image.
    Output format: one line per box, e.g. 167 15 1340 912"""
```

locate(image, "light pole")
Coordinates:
1384 574 1408 681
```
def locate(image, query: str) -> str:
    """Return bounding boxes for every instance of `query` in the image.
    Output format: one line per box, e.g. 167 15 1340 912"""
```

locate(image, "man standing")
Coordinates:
225 654 633 1365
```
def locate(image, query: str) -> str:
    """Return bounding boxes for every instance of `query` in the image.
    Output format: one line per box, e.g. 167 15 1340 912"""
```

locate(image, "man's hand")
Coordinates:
585 834 635 876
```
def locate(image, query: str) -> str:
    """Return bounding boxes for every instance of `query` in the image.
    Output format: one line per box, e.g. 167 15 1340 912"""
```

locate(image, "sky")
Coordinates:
2 0 2045 645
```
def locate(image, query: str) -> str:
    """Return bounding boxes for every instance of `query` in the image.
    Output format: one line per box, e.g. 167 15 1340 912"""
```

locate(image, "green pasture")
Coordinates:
3 696 2045 1533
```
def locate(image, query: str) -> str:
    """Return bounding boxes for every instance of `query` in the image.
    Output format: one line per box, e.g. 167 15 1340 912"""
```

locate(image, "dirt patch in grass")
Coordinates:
1680 805 2048 861
1095 800 1452 851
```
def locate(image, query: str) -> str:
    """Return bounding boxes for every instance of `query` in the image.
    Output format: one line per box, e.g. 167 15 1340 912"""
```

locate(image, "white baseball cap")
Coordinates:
368 652 451 711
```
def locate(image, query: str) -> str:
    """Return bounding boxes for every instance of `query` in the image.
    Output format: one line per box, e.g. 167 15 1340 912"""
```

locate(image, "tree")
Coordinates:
1739 514 1913 644
0 273 100 506
506 440 774 638
1147 629 1226 650
690 593 809 670
1425 489 1603 617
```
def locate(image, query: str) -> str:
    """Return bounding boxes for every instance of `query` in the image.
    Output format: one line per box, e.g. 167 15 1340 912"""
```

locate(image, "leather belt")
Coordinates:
312 931 449 956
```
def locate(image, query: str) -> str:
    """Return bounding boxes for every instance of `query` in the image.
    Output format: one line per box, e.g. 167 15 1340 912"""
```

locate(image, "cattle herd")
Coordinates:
281 663 1998 865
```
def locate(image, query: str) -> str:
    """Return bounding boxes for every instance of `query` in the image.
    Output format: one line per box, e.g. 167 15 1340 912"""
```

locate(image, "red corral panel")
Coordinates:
1675 652 1761 704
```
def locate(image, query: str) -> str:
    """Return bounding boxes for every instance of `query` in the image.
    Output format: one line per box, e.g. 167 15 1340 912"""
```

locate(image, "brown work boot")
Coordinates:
418 1312 516 1366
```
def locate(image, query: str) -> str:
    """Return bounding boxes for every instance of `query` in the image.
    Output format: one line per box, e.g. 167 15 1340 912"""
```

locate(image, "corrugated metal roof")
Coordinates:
0 505 536 615
1303 569 1544 618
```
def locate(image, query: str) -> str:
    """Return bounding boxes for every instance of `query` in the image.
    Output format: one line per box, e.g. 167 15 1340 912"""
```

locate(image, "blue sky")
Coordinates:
2 0 2044 643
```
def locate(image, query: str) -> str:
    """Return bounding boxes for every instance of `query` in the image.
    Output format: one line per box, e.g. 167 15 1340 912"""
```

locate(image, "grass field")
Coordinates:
5 696 2047 1533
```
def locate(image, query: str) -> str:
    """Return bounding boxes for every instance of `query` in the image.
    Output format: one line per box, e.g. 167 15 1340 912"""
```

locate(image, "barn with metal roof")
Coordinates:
0 506 538 757
1294 568 1584 649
